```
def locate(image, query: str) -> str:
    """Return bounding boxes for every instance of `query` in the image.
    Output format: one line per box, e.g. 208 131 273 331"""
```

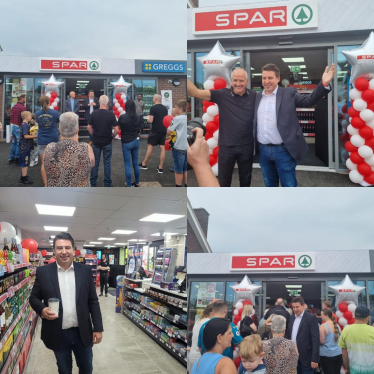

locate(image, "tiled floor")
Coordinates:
25 289 186 374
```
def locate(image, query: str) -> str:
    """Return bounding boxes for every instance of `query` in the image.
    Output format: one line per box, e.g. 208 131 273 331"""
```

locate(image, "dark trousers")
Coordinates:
100 272 108 295
53 327 93 374
297 362 314 374
320 355 342 374
218 143 254 187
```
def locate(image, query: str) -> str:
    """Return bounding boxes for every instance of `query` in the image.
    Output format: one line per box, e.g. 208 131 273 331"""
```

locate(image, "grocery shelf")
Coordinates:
145 282 187 299
4 263 32 274
20 318 39 374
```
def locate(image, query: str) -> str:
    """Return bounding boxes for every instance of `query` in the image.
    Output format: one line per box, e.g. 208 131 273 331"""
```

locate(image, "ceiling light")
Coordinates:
282 57 305 63
128 239 138 242
303 77 309 79
109 245 116 247
251 67 255 70
44 226 68 231
299 72 308 75
288 65 306 69
50 236 55 238
111 230 137 235
84 245 95 247
285 285 302 288
90 242 103 244
252 73 262 76
139 214 185 222
36 204 75 216
114 243 127 245
151 232 178 236
97 237 115 240
77 81 90 83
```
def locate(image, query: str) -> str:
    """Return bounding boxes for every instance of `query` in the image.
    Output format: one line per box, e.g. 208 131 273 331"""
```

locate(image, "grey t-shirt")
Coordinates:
135 100 145 115
168 114 187 152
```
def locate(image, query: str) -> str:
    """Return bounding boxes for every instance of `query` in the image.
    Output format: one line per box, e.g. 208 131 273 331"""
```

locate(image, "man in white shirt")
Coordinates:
30 232 103 374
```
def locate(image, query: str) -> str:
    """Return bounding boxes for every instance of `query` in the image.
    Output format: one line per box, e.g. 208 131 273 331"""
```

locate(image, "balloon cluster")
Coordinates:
344 78 374 185
110 76 132 120
75 250 81 257
336 302 356 328
41 74 64 112
163 115 174 151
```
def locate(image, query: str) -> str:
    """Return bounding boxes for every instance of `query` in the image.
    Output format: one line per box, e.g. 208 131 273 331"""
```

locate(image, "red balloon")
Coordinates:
338 303 348 313
351 117 366 129
202 106 207 113
341 104 347 114
213 146 219 158
361 89 374 103
214 114 219 125
348 318 355 325
41 250 47 257
233 357 241 369
364 172 374 184
21 238 38 252
165 140 171 151
365 136 374 150
214 78 227 90
238 308 243 316
348 107 360 118
350 152 365 164
162 115 174 128
205 132 213 140
355 78 369 91
367 102 374 112
357 162 372 176
203 100 214 108
209 154 217 167
243 301 252 306
206 121 219 133
51 92 58 99
115 93 121 100
118 99 124 105
359 126 373 139
112 106 117 111
114 110 120 116
75 250 81 256
343 311 353 320
49 97 54 104
340 133 349 145
54 106 60 111
345 141 358 153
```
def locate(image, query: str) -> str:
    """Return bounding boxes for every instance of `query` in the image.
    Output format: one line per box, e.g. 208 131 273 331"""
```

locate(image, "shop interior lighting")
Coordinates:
285 285 302 288
50 236 55 239
44 226 68 231
77 81 90 83
36 204 76 216
128 239 139 242
111 230 137 235
287 289 302 292
288 65 306 69
97 237 116 240
252 73 262 76
84 245 95 247
114 243 127 245
151 232 178 236
282 57 305 63
299 72 308 75
90 242 103 244
140 214 185 222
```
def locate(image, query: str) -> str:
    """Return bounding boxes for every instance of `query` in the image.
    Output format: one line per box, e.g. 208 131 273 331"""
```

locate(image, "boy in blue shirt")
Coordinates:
238 335 267 374
197 300 243 359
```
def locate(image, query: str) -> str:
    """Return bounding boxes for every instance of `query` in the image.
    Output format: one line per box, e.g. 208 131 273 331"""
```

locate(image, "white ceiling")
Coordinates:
0 188 187 248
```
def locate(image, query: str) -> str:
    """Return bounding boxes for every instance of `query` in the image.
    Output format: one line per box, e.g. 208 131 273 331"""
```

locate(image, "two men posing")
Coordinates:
188 63 335 187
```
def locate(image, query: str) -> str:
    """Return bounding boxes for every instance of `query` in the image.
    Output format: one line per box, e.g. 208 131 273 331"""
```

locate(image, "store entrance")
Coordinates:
264 281 323 311
250 49 331 168
63 78 105 138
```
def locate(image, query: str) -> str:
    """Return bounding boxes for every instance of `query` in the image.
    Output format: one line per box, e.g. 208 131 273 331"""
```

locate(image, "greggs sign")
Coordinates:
192 1 318 35
230 253 315 271
40 58 101 72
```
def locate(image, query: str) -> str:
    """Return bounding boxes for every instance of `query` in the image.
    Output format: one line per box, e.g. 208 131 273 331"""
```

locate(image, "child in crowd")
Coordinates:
19 111 37 185
238 335 267 374
167 100 187 187
29 113 39 167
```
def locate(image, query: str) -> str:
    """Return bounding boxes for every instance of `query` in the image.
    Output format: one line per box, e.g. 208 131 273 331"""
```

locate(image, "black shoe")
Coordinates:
19 177 33 186
14 158 20 164
99 294 103 297
105 294 108 297
169 168 175 172
157 168 163 174
131 182 140 187
139 163 148 170
8 159 14 164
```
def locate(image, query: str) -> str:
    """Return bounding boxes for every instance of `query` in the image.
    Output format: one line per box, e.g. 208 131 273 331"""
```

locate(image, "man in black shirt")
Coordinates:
87 95 119 187
140 94 168 173
98 254 110 297
264 298 290 327
187 68 256 187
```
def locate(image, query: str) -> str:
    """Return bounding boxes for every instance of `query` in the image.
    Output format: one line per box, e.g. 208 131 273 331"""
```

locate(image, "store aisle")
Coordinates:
25 289 187 374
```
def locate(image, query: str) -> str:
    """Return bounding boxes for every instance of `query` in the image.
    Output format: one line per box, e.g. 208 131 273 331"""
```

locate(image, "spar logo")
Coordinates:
358 55 374 59
339 289 355 292
89 61 99 70
204 60 221 64
292 4 313 25
298 255 312 268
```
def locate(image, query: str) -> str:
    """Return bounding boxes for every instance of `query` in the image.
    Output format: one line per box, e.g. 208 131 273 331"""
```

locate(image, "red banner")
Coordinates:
40 60 88 70
231 255 296 269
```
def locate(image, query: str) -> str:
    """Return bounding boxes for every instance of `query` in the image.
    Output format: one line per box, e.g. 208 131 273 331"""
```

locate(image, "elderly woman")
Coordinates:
262 315 298 374
44 112 94 187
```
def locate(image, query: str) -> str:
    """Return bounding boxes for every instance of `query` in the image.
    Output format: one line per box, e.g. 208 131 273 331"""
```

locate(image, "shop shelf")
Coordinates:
3 263 32 274
143 291 186 310
146 283 187 299
303 133 316 137
296 108 315 111
19 318 39 374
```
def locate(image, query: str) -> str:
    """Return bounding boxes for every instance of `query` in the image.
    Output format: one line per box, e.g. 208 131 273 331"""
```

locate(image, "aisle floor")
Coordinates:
25 288 186 374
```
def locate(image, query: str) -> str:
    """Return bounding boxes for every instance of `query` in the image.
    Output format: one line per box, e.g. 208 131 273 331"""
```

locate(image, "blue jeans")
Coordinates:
297 362 315 374
121 139 140 187
172 149 187 173
9 125 21 160
91 142 113 187
259 144 297 187
53 327 93 374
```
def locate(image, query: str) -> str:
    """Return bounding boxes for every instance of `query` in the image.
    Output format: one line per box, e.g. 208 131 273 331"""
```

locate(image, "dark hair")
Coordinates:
322 308 339 341
176 100 187 112
212 300 228 315
125 99 136 117
53 232 75 249
101 253 106 260
18 94 26 100
316 309 321 316
262 63 280 78
203 318 231 351
89 89 94 93
137 94 143 97
292 296 305 305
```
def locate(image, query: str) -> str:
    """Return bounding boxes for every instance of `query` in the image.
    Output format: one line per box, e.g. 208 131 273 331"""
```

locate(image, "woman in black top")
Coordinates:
118 99 143 187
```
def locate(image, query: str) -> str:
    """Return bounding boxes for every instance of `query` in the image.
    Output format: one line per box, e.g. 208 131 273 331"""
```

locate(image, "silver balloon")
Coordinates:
342 31 374 83
197 41 241 85
329 274 365 307
230 275 262 306
110 75 132 95
41 74 64 94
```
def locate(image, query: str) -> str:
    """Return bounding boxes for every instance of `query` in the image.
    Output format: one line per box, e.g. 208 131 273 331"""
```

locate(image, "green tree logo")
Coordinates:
292 4 313 25
298 255 312 268
89 61 99 70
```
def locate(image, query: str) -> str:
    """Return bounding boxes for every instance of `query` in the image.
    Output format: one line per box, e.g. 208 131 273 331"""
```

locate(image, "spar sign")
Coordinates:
230 253 315 271
192 1 318 35
40 58 101 72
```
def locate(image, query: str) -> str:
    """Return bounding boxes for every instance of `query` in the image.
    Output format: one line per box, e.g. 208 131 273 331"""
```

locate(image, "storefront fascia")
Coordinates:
188 14 373 172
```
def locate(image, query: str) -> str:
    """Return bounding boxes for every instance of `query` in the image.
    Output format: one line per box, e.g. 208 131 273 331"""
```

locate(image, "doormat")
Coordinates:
108 289 116 296
138 182 162 187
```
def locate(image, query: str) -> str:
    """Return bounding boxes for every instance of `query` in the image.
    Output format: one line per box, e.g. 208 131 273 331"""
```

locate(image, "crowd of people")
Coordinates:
188 297 374 374
6 92 187 187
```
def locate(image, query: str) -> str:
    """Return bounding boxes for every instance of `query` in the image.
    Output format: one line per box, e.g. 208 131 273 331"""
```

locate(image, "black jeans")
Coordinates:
218 143 254 187
320 355 343 374
100 272 108 295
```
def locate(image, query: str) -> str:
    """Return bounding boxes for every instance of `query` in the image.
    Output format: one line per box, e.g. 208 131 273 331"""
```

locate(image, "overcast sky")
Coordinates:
0 0 186 60
188 188 374 252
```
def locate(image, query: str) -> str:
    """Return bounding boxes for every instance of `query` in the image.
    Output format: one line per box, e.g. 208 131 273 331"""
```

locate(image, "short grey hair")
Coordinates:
154 94 162 102
59 112 79 138
231 68 248 80
99 95 109 105
271 315 287 334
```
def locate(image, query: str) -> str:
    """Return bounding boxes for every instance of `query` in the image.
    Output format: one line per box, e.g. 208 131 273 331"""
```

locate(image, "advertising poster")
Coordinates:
19 79 27 94
195 282 217 308
12 84 19 98
161 90 173 115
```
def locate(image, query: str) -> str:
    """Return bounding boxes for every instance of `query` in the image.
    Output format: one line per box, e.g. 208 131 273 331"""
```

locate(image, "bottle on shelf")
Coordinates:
0 238 5 266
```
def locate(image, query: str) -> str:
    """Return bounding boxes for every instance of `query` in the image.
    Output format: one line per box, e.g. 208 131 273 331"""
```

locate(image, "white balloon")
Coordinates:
338 317 348 326
213 130 219 141
360 109 374 122
54 98 59 103
202 113 214 123
369 78 374 90
353 98 367 111
347 304 357 313
366 118 374 130
235 301 244 310
203 122 207 127
360 180 372 186
118 107 124 113
121 94 126 100
349 170 364 183
115 103 120 108
350 134 365 147
203 80 215 90
113 99 118 104
346 158 357 170
209 148 213 155
349 88 362 100
46 92 51 98
211 163 219 176
358 145 374 159
341 149 349 161
49 106 54 109
335 310 343 319
80 249 87 257
233 309 238 316
207 105 219 117
233 350 239 360
207 137 218 149
341 120 348 129
120 111 126 115
51 102 57 108
347 125 359 135
365 154 374 166
0 222 17 243
349 117 352 123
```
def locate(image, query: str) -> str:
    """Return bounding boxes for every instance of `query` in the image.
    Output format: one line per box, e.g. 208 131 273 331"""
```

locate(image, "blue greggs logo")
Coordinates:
142 61 186 73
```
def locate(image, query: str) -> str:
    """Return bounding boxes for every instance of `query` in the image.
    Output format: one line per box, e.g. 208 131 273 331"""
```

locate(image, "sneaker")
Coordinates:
8 159 14 164
14 158 20 164
139 163 148 170
99 294 103 297
19 178 33 186
131 182 140 187
157 168 163 174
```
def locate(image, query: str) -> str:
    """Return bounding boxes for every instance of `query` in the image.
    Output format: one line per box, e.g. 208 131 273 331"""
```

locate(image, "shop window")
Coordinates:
133 79 156 114
187 53 192 120
327 280 367 310
368 281 374 324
